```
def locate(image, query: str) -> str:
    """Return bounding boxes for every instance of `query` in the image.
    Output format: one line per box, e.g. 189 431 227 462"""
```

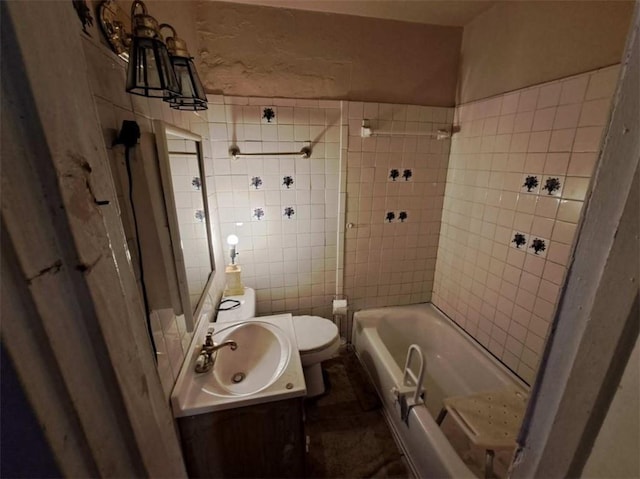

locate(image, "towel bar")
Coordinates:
229 145 311 160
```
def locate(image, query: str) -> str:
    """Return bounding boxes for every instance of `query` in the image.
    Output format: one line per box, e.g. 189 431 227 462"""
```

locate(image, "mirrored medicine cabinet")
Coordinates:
154 120 215 332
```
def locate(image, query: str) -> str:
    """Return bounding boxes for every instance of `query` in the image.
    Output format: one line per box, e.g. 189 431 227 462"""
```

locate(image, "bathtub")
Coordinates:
353 303 528 478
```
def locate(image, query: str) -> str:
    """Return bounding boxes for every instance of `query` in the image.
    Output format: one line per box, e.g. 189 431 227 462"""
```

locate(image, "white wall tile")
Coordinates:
559 75 589 105
573 126 605 152
557 199 583 223
433 68 615 385
585 66 620 101
553 104 582 130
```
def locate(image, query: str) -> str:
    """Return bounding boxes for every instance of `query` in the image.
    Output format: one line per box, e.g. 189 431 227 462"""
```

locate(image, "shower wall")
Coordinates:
343 102 454 311
433 66 619 384
206 98 455 322
206 96 343 319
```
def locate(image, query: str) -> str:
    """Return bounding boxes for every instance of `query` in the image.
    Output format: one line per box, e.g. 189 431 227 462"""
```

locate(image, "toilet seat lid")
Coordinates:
293 315 339 352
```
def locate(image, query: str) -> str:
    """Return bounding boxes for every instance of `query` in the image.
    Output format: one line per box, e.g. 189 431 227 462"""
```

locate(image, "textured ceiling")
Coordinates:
216 0 497 27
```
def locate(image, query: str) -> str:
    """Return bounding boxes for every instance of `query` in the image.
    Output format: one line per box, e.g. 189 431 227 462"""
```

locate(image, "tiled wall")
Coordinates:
206 97 343 318
343 102 453 311
433 66 619 384
82 35 227 398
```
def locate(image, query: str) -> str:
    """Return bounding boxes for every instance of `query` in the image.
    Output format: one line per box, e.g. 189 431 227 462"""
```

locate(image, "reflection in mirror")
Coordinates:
154 121 215 331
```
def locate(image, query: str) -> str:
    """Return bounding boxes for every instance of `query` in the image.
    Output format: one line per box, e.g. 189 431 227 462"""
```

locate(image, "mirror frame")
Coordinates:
153 120 215 332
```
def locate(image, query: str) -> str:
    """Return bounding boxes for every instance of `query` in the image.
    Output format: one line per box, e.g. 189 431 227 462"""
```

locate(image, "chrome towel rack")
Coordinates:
360 119 451 139
229 144 312 160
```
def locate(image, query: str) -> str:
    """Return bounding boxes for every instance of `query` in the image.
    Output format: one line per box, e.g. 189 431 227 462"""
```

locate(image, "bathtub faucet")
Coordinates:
194 330 237 373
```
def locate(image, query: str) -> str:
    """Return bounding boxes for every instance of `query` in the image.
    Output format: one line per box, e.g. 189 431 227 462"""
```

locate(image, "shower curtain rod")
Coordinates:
360 119 451 140
229 145 312 160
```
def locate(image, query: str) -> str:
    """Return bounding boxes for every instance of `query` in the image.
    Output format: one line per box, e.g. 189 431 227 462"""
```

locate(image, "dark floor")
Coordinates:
304 347 411 479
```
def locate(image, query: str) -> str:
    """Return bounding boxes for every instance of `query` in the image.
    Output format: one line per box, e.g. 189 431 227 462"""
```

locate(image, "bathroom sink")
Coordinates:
208 321 291 396
171 314 306 417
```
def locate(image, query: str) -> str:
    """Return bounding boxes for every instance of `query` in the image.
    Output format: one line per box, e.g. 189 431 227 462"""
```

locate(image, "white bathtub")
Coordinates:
353 303 528 478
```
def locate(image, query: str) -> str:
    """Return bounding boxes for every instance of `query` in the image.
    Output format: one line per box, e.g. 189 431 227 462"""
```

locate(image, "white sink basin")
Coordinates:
171 314 306 417
207 321 291 396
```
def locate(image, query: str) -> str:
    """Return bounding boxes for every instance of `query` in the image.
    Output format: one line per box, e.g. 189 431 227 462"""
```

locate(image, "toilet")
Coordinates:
215 287 340 397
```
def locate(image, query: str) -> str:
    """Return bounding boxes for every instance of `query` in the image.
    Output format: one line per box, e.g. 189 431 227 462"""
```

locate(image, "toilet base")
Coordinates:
303 363 326 398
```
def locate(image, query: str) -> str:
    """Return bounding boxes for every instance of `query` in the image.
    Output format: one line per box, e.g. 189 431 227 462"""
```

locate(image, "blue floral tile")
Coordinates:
282 175 294 189
541 176 564 197
283 206 295 219
527 236 548 258
521 174 541 194
252 207 265 221
250 176 263 190
511 231 528 250
261 106 276 124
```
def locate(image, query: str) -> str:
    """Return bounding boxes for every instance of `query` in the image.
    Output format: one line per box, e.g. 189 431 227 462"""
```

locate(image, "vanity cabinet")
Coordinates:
177 397 305 478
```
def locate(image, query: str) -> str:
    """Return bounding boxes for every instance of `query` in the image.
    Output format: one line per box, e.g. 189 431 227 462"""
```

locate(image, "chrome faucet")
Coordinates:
194 329 238 373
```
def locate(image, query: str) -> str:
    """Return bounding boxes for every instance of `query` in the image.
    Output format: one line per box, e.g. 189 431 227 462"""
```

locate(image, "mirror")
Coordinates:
154 120 215 331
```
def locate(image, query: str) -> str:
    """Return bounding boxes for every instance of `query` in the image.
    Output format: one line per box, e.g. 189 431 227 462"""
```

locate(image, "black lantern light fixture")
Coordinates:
98 0 207 110
160 24 208 111
125 0 179 98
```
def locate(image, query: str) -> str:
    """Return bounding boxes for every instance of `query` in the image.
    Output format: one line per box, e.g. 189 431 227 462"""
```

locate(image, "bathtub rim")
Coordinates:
352 301 531 391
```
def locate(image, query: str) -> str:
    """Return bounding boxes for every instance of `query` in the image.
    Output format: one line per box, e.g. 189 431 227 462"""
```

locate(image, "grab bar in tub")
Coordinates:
391 344 426 424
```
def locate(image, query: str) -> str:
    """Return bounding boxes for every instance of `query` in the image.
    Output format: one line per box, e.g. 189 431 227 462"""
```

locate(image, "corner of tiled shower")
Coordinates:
342 101 454 312
432 65 619 384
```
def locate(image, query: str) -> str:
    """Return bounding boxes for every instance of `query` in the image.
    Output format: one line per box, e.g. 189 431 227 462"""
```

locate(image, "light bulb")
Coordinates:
227 234 239 265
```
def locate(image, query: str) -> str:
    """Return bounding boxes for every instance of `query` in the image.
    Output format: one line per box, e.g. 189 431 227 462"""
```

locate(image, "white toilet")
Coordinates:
215 288 340 397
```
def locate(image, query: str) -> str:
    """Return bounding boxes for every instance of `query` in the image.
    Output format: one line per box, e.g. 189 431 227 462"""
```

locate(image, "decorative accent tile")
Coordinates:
250 176 263 190
252 207 265 221
511 231 528 250
541 176 563 196
402 169 413 182
388 169 400 182
385 211 396 223
283 206 295 219
191 177 202 190
262 107 276 124
521 174 540 194
194 210 205 222
282 176 294 189
528 237 548 258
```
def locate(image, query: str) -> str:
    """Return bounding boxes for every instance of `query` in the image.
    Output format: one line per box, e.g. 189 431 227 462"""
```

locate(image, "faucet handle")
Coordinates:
205 326 215 347
195 353 207 370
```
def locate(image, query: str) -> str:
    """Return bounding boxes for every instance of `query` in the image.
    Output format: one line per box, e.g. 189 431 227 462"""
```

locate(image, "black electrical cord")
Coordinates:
114 121 157 359
216 299 241 311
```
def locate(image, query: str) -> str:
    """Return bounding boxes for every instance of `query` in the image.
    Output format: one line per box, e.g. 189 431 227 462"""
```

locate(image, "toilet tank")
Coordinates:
215 288 256 323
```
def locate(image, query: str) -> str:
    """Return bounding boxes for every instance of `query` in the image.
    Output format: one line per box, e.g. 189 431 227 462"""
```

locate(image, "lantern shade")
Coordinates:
126 36 180 98
166 56 208 110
